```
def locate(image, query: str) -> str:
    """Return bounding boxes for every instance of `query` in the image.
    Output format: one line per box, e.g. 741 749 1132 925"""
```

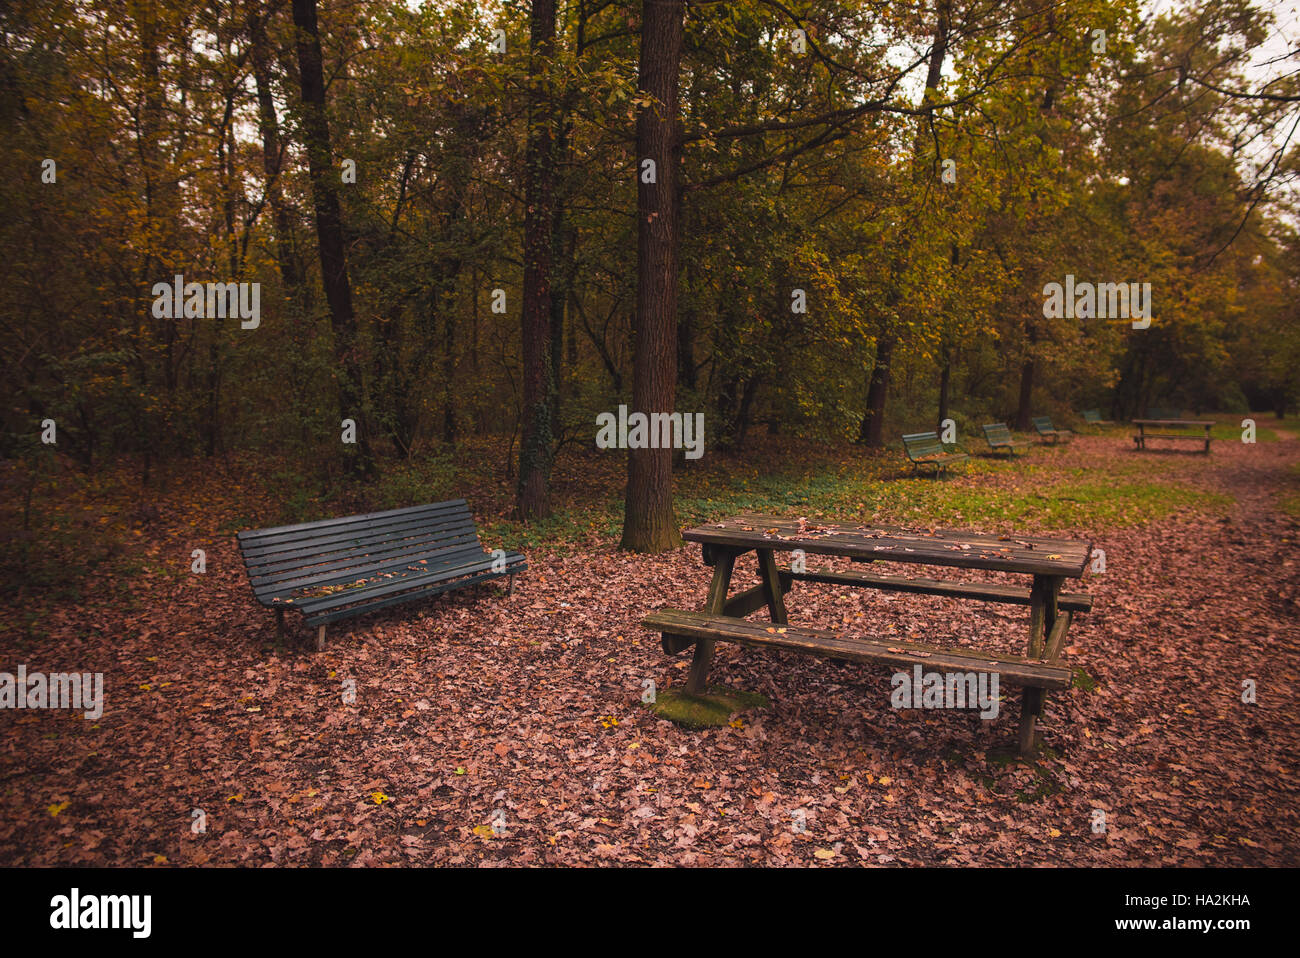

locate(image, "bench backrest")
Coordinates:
236 499 483 603
902 431 945 460
1031 416 1055 433
982 422 1013 445
1082 409 1101 423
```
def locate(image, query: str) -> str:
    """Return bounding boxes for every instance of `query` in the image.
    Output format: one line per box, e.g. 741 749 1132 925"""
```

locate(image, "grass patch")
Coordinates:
1072 666 1098 692
647 685 769 728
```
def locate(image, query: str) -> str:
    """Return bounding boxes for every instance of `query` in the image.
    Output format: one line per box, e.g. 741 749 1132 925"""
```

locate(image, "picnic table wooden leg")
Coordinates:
315 625 326 653
756 548 789 625
1020 575 1063 755
685 550 737 694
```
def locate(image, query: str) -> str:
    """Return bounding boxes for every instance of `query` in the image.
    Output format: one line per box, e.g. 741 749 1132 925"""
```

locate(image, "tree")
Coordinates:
622 0 685 553
292 0 373 476
518 0 558 520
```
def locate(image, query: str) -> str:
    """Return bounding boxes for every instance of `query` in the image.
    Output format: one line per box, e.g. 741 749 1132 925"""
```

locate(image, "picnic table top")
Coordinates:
683 513 1092 578
1132 419 1215 427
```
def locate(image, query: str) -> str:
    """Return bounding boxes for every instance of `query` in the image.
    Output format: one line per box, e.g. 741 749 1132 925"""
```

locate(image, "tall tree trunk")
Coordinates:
621 0 684 553
248 7 300 293
858 2 951 449
292 0 373 476
1015 318 1037 429
517 0 557 519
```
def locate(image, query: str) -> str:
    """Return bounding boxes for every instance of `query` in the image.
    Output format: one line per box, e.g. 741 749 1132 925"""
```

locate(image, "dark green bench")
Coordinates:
236 499 525 650
1031 415 1073 444
1081 409 1112 426
902 431 968 477
981 422 1032 457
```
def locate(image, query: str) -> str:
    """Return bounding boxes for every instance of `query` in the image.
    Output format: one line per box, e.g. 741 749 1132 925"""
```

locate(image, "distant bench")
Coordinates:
1031 416 1073 444
1081 409 1113 426
902 431 968 477
237 499 525 650
982 422 1032 457
1132 419 1213 454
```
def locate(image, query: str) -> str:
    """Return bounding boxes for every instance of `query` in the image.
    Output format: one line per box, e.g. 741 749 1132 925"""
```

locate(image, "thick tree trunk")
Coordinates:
858 330 895 447
622 0 684 553
292 0 373 476
517 0 557 519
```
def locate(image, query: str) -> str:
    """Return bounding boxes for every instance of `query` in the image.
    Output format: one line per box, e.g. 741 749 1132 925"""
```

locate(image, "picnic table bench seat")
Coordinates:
644 610 1074 691
902 431 968 476
237 499 525 650
1031 416 1073 443
981 422 1033 457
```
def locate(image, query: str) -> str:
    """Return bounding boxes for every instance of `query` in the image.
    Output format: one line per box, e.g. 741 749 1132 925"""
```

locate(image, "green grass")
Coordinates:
647 685 769 727
1281 462 1300 517
479 461 1234 551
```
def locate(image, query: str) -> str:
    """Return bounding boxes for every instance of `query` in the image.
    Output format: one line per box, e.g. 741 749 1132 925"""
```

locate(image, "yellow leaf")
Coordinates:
878 776 892 786
1049 827 1062 838
814 848 836 860
472 824 495 839
152 854 168 864
371 791 389 805
47 801 70 817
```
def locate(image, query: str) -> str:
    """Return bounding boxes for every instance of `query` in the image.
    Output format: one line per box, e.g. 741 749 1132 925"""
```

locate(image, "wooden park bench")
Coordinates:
981 422 1033 457
1132 419 1213 454
236 499 526 650
643 515 1092 756
1031 415 1073 444
1081 409 1113 426
902 431 968 477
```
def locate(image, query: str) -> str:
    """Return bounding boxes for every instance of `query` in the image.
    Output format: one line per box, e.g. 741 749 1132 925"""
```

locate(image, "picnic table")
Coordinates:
643 514 1093 755
1131 419 1213 453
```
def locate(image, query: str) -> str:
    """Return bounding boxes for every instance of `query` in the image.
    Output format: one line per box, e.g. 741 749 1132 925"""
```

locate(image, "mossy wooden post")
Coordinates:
315 625 326 653
685 549 737 694
756 548 788 624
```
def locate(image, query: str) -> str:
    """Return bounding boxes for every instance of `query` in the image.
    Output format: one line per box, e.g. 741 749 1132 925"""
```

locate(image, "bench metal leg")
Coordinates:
315 625 326 652
685 550 738 694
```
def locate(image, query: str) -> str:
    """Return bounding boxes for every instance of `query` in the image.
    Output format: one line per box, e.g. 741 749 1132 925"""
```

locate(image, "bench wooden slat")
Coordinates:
236 499 470 544
245 532 481 579
250 541 489 596
238 507 476 556
783 567 1092 612
290 553 524 615
644 610 1072 689
302 567 517 627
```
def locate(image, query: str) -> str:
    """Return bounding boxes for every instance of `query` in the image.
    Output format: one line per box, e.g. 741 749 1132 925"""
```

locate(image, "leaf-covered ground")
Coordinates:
2 421 1298 866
